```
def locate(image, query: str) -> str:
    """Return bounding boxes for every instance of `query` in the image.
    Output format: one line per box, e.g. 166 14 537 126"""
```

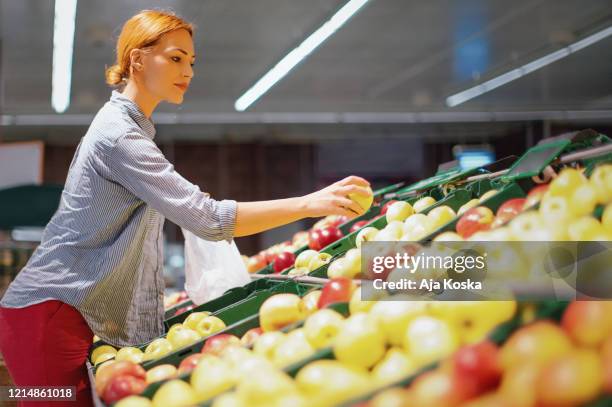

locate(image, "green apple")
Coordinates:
349 186 374 212
190 356 236 403
294 250 319 269
152 379 197 407
372 347 417 386
259 293 306 332
183 312 211 331
369 301 428 346
355 227 379 248
427 205 457 230
253 331 286 360
115 347 144 364
413 196 437 213
386 201 415 223
333 313 386 369
404 316 459 367
168 328 201 350
143 338 174 362
195 316 226 338
303 309 345 349
272 329 315 368
145 364 177 384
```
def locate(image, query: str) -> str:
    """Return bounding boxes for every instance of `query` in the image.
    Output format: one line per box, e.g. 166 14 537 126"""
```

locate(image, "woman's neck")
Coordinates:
121 80 159 119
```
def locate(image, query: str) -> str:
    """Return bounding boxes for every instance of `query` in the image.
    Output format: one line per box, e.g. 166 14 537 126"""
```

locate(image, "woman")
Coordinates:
0 9 369 406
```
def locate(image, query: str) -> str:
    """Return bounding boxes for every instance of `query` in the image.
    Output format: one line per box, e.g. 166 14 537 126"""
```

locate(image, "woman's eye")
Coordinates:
171 56 181 62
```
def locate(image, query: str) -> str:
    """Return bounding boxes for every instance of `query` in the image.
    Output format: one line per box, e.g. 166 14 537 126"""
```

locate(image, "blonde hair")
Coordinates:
105 9 194 86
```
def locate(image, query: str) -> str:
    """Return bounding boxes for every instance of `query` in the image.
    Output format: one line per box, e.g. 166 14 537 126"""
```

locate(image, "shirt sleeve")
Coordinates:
108 132 237 242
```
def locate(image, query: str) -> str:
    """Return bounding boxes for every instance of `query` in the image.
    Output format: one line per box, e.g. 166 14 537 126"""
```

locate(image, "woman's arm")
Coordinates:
234 176 371 237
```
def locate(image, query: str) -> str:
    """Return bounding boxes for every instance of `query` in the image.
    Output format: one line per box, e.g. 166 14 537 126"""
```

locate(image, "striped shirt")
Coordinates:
0 91 237 347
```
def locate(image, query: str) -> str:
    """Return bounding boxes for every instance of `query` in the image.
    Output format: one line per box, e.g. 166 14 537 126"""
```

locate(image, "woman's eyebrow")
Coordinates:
169 47 196 59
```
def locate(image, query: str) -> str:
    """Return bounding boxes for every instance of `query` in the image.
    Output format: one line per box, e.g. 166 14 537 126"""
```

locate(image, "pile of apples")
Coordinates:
363 300 612 407
435 164 612 242
90 312 227 367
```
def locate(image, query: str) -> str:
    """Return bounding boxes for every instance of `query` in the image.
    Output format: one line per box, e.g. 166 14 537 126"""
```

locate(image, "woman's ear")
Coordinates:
129 48 144 72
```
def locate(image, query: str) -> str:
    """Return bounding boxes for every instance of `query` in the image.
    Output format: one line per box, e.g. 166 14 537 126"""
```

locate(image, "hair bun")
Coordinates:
105 64 125 86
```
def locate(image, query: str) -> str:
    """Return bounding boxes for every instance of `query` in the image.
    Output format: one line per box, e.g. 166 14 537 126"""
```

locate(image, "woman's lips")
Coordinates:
174 84 188 91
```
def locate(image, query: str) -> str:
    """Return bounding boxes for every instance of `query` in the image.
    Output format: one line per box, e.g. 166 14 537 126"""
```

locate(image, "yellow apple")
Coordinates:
458 199 480 216
479 189 499 203
294 250 319 270
195 316 226 337
143 338 173 362
372 347 418 386
549 167 587 197
146 364 177 384
589 164 612 203
94 352 116 366
272 329 315 368
115 396 153 407
404 316 459 367
570 183 599 217
307 252 333 271
168 328 201 350
427 205 457 230
602 203 612 232
91 345 117 364
355 226 379 248
235 369 297 406
349 286 376 315
386 201 415 223
190 356 236 403
333 313 386 369
433 231 464 241
115 347 144 364
302 290 321 315
303 309 345 349
413 196 437 213
567 216 606 241
259 293 306 332
183 311 211 331
152 379 197 407
349 185 374 212
296 360 371 406
369 301 427 346
253 331 286 360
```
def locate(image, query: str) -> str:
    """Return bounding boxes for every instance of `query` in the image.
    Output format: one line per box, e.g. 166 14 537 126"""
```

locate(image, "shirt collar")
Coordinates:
110 90 156 139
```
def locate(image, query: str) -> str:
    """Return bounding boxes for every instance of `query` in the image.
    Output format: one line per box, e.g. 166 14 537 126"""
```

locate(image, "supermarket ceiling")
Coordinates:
1 0 612 120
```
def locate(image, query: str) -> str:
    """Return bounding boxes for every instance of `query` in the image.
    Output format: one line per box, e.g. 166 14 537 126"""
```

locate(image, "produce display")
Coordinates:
86 137 612 406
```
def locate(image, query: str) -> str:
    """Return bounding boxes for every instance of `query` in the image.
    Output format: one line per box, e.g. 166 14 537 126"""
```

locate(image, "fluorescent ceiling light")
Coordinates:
446 24 612 107
235 0 370 111
51 0 78 113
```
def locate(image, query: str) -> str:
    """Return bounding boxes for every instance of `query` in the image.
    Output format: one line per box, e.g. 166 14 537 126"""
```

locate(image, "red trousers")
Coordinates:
0 300 93 406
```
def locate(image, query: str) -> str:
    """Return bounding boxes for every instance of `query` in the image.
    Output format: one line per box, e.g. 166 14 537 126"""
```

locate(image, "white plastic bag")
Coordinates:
182 228 250 305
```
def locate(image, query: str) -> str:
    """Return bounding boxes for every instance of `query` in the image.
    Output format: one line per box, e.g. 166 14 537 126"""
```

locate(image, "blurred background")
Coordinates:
1 0 612 289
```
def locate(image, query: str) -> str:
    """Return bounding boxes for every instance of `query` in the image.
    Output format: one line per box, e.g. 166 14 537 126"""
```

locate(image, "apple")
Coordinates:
433 231 464 241
168 327 201 350
241 327 264 347
333 313 386 368
500 321 573 370
537 349 603 407
602 203 612 233
308 227 344 251
494 198 526 226
349 286 375 315
94 352 117 366
91 345 117 364
458 199 480 216
404 316 459 367
296 360 371 405
146 364 177 384
479 189 499 203
302 290 322 315
327 249 361 279
177 353 205 375
350 220 369 233
524 184 549 209
143 338 173 362
103 374 147 404
349 185 374 212
183 311 211 331
253 331 286 359
567 216 606 241
273 329 316 367
539 195 574 224
307 252 332 271
152 379 197 407
369 388 413 407
318 277 355 309
294 250 318 269
499 362 540 407
355 226 379 248
115 396 153 407
410 369 477 407
303 309 345 349
386 201 415 223
375 221 404 241
372 348 417 386
190 356 237 403
427 205 457 230
561 301 612 348
273 251 295 273
456 206 494 238
380 200 399 215
195 316 226 338
549 167 587 198
589 164 612 204
570 183 600 217
413 196 437 213
235 368 298 406
369 301 427 346
247 254 267 273
453 341 502 393
292 230 310 246
115 347 144 364
259 293 306 332
95 360 146 397
601 336 612 393
201 334 241 356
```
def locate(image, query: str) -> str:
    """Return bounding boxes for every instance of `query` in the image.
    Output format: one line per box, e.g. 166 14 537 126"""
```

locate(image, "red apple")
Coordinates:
201 334 241 356
456 207 495 238
102 374 147 404
174 305 194 316
317 277 355 309
453 341 502 394
177 353 205 375
95 361 146 396
247 254 267 273
273 251 296 273
524 184 549 209
561 301 612 348
380 200 398 215
349 220 369 233
494 198 526 226
241 327 264 347
308 227 344 251
177 291 189 302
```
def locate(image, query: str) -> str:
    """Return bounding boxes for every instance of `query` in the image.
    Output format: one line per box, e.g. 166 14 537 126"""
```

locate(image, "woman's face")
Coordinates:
139 28 195 104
